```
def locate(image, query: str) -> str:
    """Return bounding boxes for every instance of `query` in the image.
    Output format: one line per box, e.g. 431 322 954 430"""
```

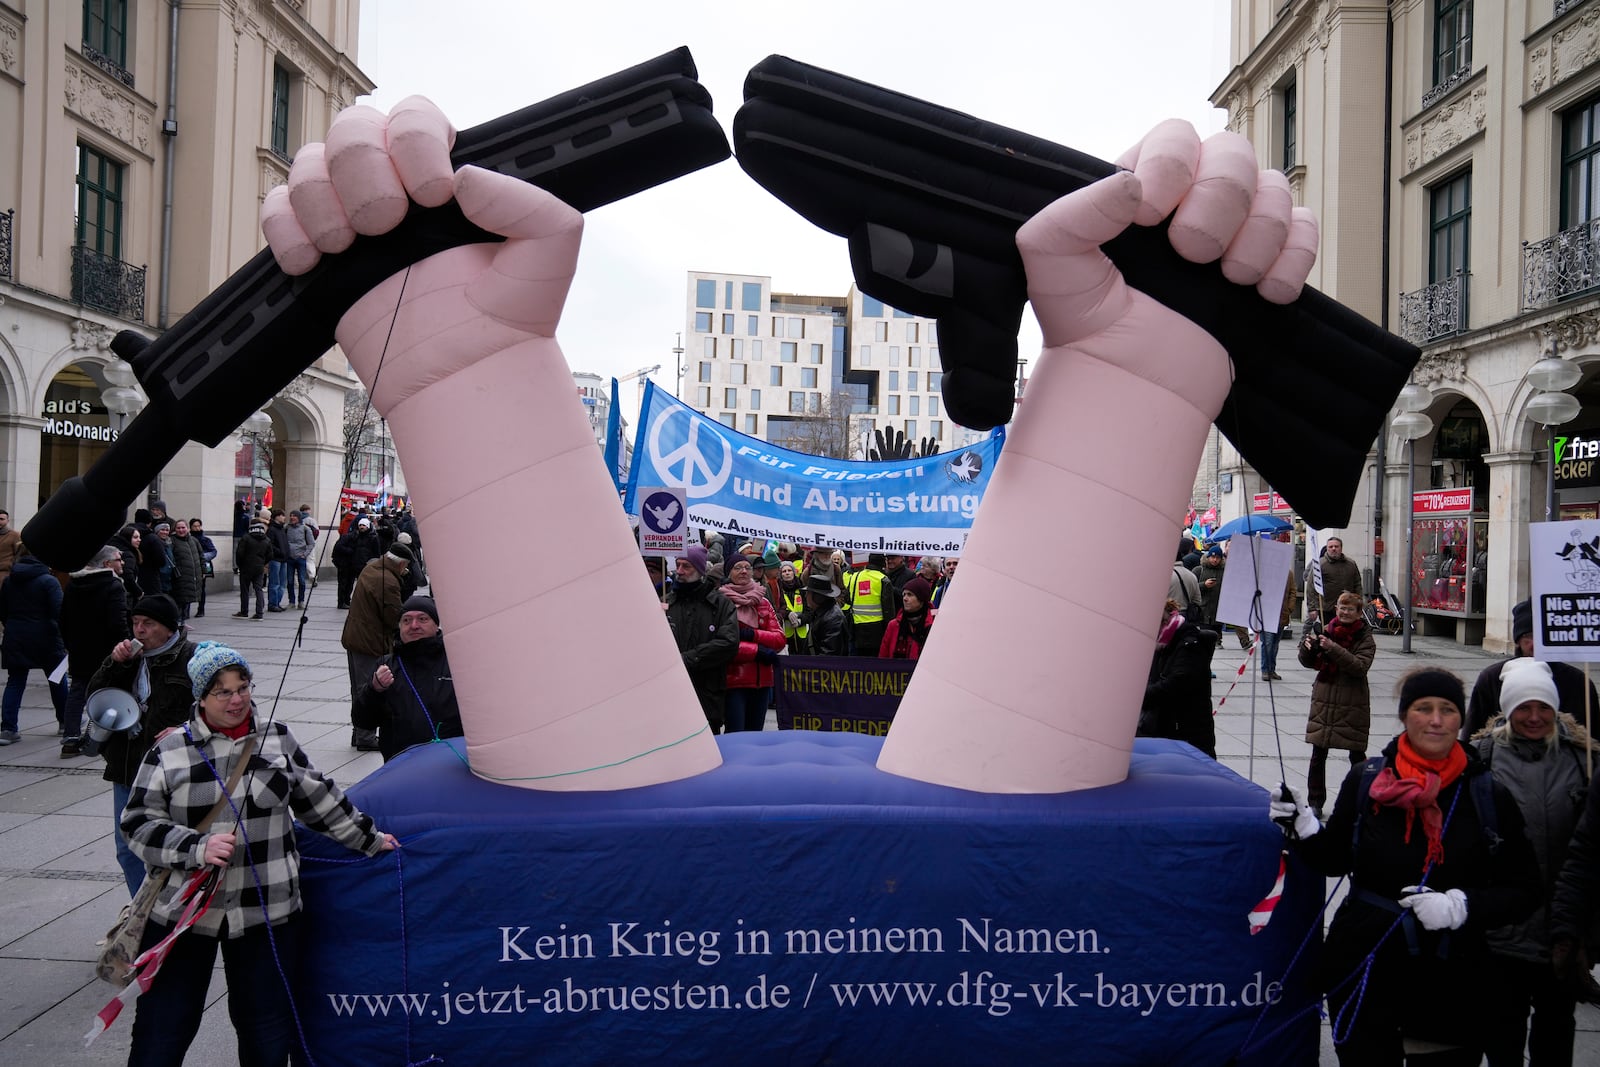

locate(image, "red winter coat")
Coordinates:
726 595 786 690
879 608 936 660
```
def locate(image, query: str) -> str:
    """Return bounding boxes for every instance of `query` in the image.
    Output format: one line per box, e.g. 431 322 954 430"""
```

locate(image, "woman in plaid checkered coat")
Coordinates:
120 642 397 1066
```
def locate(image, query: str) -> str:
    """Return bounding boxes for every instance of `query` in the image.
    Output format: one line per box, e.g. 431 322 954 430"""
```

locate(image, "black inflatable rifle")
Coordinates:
733 56 1421 531
26 47 729 571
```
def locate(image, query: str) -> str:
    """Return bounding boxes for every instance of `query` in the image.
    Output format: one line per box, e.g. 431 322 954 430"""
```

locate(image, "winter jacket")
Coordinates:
332 527 380 576
1307 553 1363 617
192 531 218 570
1552 750 1600 943
168 532 204 605
879 608 936 661
1137 617 1218 757
123 714 385 937
235 529 273 582
1167 564 1202 615
342 557 409 657
1190 559 1226 623
0 527 23 584
88 636 197 787
60 569 130 682
1476 717 1596 963
108 529 145 603
805 602 847 656
266 520 292 563
0 557 66 670
665 578 739 727
148 534 175 594
1293 739 1540 1049
1465 656 1599 739
351 632 462 761
286 521 315 561
725 595 786 690
1298 621 1376 752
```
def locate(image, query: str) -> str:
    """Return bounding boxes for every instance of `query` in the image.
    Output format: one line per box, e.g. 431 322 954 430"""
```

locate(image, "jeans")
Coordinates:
723 687 771 732
63 676 87 738
1259 630 1282 673
240 572 266 616
112 782 145 897
128 913 305 1067
267 560 287 608
287 558 310 605
1 667 65 733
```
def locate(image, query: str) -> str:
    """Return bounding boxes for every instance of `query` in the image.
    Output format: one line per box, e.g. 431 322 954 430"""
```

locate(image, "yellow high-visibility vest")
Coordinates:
781 588 808 639
850 570 887 624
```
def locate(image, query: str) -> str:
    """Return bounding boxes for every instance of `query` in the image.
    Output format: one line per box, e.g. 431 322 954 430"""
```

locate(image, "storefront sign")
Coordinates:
1251 492 1289 513
41 418 118 442
1553 428 1600 489
1412 488 1473 514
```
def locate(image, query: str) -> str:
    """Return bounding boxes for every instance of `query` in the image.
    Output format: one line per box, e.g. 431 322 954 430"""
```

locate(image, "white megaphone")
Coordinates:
84 688 142 744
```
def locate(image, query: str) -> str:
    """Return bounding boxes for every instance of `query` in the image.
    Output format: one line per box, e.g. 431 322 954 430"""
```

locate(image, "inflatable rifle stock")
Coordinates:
733 55 1419 530
27 47 730 570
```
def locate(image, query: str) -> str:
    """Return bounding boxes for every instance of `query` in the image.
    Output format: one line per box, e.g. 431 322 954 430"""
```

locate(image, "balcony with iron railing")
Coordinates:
1556 0 1583 18
70 243 146 322
80 43 134 89
1398 272 1468 345
0 209 12 281
1523 219 1600 311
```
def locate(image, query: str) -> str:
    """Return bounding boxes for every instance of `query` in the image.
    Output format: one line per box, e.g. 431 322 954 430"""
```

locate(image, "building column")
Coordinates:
1483 450 1538 655
282 441 346 572
0 415 46 525
1381 459 1414 603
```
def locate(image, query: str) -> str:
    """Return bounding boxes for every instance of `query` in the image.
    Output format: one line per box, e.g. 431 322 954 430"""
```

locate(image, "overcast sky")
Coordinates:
355 1 1233 397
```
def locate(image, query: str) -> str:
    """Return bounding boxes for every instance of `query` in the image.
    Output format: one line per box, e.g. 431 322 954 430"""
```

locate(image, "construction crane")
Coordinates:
620 364 661 413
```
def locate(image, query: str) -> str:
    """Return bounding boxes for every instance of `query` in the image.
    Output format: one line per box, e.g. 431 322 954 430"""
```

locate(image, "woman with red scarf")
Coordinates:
1298 590 1377 816
878 577 937 661
1271 668 1540 1065
720 557 786 733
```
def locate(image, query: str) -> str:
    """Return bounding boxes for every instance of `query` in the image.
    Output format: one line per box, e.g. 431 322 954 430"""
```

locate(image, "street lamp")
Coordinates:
672 332 685 400
1393 383 1434 654
243 409 272 513
1526 356 1583 520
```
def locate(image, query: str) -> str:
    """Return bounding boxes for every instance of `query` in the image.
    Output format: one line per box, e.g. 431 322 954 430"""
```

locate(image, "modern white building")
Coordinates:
683 271 971 458
0 0 374 567
1212 0 1600 650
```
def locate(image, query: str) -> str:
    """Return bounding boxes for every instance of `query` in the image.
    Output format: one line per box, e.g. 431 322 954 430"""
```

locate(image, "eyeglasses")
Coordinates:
207 684 253 702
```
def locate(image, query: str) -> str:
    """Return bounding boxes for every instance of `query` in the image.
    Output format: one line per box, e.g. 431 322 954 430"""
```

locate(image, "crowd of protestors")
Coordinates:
7 495 1600 1064
652 532 959 734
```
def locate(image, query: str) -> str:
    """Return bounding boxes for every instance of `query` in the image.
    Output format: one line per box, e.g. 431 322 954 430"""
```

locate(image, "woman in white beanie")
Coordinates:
1474 657 1600 1067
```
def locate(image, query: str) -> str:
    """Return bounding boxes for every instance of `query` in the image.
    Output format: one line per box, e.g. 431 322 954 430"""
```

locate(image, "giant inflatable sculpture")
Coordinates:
30 47 1419 1065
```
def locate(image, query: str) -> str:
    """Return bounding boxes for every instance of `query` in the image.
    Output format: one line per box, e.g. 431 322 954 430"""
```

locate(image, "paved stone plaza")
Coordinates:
1 607 1597 1063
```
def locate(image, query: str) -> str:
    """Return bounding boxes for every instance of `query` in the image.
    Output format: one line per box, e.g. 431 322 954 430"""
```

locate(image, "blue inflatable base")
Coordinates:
297 733 1321 1066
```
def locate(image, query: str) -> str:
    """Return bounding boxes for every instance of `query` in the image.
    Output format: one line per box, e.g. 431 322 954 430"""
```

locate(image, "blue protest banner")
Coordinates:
624 382 1003 554
775 655 914 734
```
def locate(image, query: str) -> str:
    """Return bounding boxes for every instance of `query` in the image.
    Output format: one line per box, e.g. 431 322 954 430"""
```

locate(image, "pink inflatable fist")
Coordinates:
261 99 721 791
877 121 1317 794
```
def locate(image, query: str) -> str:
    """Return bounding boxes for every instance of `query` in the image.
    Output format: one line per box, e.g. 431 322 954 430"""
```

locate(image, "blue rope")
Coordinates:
1233 770 1466 1059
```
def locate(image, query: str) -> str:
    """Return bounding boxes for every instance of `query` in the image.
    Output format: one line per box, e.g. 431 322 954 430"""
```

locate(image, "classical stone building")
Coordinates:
1211 0 1600 650
0 0 374 570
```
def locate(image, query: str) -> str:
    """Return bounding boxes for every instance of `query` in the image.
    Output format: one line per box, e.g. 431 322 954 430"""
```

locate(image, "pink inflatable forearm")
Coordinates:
879 129 1314 793
272 102 720 790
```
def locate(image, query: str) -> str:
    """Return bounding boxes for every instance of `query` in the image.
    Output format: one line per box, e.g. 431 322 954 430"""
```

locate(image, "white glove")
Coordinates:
1399 886 1468 931
1269 784 1320 839
788 611 802 628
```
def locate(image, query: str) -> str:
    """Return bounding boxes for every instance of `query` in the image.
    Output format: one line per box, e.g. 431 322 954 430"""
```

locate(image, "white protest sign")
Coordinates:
637 486 688 556
1305 528 1323 597
1530 519 1600 662
1217 535 1294 632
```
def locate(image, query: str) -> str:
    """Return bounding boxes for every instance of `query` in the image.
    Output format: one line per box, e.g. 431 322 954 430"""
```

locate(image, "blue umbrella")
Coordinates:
1204 514 1291 544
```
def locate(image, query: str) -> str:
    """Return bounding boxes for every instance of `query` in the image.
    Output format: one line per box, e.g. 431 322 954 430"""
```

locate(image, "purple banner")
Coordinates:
774 655 916 734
